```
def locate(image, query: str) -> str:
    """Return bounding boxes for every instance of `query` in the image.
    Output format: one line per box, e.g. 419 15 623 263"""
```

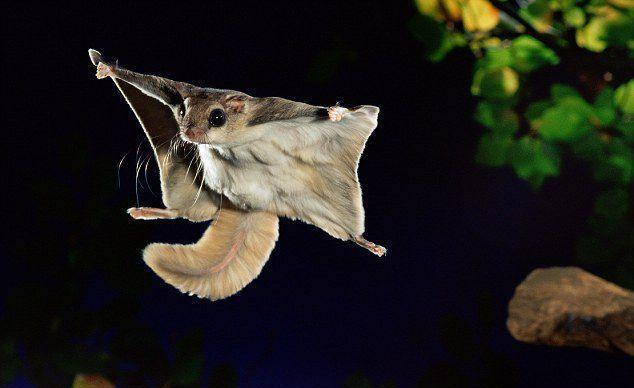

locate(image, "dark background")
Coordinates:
2 1 632 387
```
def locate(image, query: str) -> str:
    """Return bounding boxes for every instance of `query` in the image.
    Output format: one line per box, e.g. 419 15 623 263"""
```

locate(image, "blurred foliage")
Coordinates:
72 374 115 388
0 148 238 386
412 0 633 287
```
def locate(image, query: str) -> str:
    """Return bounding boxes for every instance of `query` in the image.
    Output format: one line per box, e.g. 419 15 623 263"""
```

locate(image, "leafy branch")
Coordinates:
411 0 633 286
489 0 564 53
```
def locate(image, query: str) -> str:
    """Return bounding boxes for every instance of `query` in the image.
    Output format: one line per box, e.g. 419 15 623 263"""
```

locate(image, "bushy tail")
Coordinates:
143 207 279 301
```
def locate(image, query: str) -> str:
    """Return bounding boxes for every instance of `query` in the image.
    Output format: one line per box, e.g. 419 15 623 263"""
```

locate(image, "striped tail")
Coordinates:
143 206 279 301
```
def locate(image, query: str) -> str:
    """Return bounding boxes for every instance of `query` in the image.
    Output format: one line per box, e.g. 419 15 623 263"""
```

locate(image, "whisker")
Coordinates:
154 135 177 150
162 135 178 170
191 154 203 187
117 150 131 188
143 154 156 196
184 144 195 158
192 163 206 207
135 143 143 208
184 155 197 182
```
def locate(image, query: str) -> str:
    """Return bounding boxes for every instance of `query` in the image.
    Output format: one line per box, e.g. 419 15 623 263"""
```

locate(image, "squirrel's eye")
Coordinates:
178 106 185 117
209 109 226 127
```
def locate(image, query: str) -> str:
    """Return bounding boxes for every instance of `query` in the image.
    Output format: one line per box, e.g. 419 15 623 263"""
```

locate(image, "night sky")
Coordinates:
3 1 632 387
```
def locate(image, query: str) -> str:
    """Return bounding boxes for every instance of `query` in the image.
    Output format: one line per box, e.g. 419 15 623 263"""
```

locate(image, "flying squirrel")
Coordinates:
88 49 386 301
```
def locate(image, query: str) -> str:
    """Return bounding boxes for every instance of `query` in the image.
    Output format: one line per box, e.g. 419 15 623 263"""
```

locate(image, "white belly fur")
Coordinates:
198 143 307 214
197 141 357 240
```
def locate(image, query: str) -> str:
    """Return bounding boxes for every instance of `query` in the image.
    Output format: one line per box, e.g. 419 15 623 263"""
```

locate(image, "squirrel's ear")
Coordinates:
225 95 249 114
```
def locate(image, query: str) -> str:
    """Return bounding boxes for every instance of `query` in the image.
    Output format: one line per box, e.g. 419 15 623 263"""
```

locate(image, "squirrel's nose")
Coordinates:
184 127 204 137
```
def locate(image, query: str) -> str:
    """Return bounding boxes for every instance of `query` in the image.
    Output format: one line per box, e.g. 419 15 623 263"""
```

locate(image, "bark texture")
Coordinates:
507 267 634 355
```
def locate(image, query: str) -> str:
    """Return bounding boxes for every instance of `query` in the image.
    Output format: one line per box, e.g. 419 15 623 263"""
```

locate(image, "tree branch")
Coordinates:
489 0 563 54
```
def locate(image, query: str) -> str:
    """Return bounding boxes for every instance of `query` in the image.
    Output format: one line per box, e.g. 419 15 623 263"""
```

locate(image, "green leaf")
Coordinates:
615 80 634 115
525 0 551 19
602 12 634 49
559 95 597 121
520 0 557 34
510 35 559 72
595 189 629 220
558 0 580 10
594 138 633 185
478 47 514 70
538 89 596 139
576 16 609 52
593 87 617 125
511 137 560 189
475 101 497 128
475 134 514 167
538 105 592 142
564 7 586 28
475 102 519 135
472 66 519 99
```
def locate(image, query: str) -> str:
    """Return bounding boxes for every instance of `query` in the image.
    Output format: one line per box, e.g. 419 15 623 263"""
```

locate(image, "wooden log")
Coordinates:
507 267 634 355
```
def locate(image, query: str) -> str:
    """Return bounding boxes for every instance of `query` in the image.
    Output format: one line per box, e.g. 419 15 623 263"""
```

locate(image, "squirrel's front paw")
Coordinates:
327 106 348 122
96 62 114 79
369 243 387 257
127 207 178 220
